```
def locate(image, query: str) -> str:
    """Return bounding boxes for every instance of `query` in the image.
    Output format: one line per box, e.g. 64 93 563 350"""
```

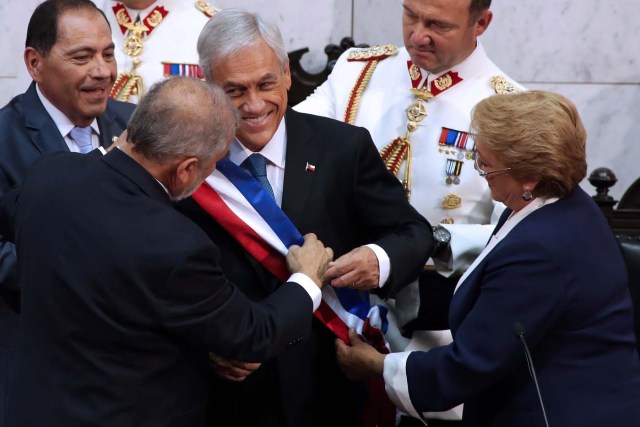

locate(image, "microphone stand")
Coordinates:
513 322 550 427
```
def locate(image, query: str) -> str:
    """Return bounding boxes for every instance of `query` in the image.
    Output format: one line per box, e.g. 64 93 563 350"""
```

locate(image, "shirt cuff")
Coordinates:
384 351 419 418
287 272 322 311
365 243 390 287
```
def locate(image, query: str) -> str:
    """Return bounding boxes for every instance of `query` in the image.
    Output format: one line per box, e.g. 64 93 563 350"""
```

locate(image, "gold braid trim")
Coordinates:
110 73 145 102
343 59 378 125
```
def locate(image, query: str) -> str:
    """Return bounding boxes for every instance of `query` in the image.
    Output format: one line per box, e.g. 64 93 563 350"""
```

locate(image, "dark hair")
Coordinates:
469 0 491 23
25 0 109 56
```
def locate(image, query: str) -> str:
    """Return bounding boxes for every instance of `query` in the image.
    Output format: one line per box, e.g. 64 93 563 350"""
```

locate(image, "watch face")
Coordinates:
434 227 451 243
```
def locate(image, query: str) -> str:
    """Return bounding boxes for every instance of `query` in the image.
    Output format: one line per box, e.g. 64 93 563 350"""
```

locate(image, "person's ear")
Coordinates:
283 58 292 91
24 47 44 83
474 10 493 37
174 157 200 187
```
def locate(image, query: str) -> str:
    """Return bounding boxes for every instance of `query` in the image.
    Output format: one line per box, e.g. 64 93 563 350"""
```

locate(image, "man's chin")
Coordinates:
169 187 198 202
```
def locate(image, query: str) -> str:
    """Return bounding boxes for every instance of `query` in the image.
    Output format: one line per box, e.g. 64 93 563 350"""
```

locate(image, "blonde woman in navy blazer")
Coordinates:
336 91 640 427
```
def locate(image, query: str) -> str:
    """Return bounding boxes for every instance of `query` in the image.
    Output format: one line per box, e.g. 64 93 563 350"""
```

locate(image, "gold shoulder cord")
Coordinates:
343 60 379 125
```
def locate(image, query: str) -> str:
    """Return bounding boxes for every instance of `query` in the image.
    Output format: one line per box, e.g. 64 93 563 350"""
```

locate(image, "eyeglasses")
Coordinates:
474 155 511 178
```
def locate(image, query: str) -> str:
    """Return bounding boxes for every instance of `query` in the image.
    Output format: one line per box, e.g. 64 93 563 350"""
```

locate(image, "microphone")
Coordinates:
513 322 550 427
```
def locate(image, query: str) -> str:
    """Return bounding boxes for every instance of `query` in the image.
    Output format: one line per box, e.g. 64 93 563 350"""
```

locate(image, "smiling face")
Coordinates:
402 0 491 74
25 8 116 127
208 40 291 152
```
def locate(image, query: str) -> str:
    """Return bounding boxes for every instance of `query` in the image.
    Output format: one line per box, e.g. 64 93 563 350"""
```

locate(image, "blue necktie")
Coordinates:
69 126 93 154
242 153 275 201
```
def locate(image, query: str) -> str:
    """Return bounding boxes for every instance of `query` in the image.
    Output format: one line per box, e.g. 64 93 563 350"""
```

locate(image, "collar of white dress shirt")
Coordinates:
35 83 100 137
229 117 287 170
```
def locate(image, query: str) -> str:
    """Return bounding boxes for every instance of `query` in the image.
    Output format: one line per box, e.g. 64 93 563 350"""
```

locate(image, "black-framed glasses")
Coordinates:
474 155 511 178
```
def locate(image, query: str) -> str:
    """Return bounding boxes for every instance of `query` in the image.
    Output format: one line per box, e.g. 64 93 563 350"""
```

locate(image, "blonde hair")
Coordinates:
470 90 587 198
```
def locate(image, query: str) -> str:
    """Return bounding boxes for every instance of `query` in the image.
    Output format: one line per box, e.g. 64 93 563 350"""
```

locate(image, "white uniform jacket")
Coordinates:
101 0 214 102
295 43 523 277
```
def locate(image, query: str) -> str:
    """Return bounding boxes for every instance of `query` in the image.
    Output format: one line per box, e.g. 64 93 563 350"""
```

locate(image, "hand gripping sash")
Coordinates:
192 159 396 426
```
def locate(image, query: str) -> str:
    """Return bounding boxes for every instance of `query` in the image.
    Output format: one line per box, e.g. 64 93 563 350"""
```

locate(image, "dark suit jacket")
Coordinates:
0 82 134 294
176 108 433 427
0 82 134 427
405 188 640 426
4 149 316 427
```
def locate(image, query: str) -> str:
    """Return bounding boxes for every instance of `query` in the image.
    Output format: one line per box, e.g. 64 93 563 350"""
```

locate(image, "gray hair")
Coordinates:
126 77 239 164
197 8 288 81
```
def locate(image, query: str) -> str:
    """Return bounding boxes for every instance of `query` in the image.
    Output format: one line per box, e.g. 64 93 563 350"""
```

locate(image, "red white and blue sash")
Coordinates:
191 158 389 348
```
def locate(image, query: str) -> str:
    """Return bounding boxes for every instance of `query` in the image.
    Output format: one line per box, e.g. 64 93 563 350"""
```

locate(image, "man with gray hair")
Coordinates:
2 76 333 427
177 8 433 427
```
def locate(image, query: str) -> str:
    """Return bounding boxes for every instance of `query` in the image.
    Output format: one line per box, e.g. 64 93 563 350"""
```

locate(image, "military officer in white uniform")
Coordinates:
99 0 218 102
295 0 523 424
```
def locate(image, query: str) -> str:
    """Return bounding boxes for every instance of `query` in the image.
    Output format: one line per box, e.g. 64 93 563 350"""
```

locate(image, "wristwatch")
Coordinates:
432 225 451 259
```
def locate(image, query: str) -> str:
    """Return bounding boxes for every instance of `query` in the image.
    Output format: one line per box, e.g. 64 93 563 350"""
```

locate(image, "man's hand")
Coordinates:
209 352 261 382
335 329 385 381
286 233 333 288
324 246 379 290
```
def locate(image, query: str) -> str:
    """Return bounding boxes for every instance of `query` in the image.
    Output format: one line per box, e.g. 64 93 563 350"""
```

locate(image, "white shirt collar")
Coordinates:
35 84 100 137
229 117 287 169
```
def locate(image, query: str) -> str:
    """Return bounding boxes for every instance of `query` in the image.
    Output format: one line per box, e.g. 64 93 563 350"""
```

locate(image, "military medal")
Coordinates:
441 194 462 210
379 62 464 200
114 5 168 57
445 159 463 185
111 3 169 101
123 33 144 57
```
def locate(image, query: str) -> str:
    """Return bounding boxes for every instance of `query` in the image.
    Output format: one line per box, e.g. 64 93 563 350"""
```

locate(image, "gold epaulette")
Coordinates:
347 45 398 62
490 75 521 94
195 0 219 18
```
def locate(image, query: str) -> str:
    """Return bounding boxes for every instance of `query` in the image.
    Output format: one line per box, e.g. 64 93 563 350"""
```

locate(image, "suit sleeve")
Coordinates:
156 242 314 362
351 127 434 297
0 184 19 295
398 238 567 413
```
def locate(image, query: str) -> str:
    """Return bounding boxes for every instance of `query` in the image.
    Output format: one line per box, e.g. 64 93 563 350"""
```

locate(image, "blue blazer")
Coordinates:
405 188 640 427
0 82 134 293
0 83 134 427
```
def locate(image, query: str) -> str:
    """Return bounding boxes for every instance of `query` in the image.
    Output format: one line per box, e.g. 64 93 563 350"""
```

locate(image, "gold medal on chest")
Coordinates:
123 35 144 57
441 193 462 210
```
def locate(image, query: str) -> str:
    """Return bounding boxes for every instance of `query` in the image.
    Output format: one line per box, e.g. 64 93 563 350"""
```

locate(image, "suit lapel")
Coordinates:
97 101 119 148
22 83 69 154
281 109 323 224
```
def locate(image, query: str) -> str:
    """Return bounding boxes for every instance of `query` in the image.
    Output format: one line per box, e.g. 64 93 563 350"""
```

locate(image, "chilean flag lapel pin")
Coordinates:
305 162 316 172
